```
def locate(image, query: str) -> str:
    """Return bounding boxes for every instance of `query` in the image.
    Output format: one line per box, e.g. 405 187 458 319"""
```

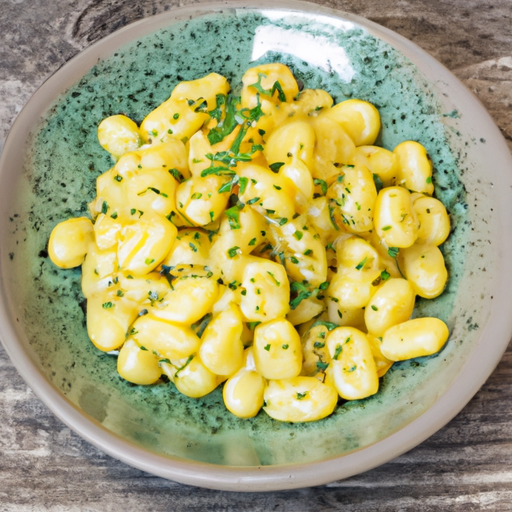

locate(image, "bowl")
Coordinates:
1 0 512 492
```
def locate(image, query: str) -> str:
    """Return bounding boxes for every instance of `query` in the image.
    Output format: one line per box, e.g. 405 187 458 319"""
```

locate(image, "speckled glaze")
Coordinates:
1 1 512 491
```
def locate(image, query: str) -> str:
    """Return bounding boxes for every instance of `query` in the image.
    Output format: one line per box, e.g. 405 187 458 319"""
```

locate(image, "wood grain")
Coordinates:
1 0 511 509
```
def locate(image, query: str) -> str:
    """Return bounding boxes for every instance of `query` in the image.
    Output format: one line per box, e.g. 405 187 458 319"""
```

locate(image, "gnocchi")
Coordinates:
48 63 451 423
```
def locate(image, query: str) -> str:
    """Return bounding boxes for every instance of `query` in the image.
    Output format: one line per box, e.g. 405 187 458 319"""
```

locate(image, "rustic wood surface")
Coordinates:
1 0 512 509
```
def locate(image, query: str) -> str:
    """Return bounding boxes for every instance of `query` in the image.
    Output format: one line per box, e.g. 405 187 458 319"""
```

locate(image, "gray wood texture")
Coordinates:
1 0 512 509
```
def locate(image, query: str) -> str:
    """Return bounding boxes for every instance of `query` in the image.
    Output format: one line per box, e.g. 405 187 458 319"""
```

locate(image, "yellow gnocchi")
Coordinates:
49 63 451 423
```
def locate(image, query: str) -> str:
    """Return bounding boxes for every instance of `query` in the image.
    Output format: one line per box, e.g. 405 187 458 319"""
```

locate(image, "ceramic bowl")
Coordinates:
1 0 512 492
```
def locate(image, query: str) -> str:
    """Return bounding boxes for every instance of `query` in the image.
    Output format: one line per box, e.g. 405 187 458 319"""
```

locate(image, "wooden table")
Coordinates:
1 0 511 509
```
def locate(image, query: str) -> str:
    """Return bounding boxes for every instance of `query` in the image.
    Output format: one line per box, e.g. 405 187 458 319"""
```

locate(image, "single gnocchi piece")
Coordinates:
335 235 382 283
86 292 140 352
264 120 316 171
172 355 221 398
241 63 299 109
117 213 177 276
327 164 377 233
48 217 94 269
373 186 419 248
238 162 296 222
364 278 416 337
140 98 209 144
309 116 356 183
394 141 434 195
301 322 334 377
150 276 218 324
223 348 265 418
240 259 290 322
398 244 448 299
199 303 244 376
117 338 162 385
322 99 381 146
413 195 451 246
272 216 327 288
381 317 449 361
253 318 302 379
354 146 399 187
170 72 230 110
81 242 118 298
97 115 141 159
263 376 337 422
326 326 379 400
130 314 201 360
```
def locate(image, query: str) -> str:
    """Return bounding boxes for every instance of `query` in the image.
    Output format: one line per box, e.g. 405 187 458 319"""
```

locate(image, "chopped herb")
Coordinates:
191 192 202 200
382 225 392 231
247 196 260 205
209 211 214 222
139 346 148 351
249 73 287 102
388 247 399 258
304 249 313 256
316 361 329 371
173 113 180 120
371 305 379 311
333 344 342 360
294 230 303 241
278 217 288 226
355 257 368 270
167 128 173 134
101 201 109 214
426 176 433 184
159 358 171 364
310 320 338 332
296 392 307 400
345 365 357 373
273 184 282 191
175 355 194 378
290 256 299 264
373 173 383 193
269 162 285 173
145 258 155 265
207 95 239 145
267 271 280 286
381 270 391 281
110 212 118 219
314 341 325 349
248 237 257 246
228 280 240 290
102 301 114 309
247 321 261 330
168 168 184 182
328 200 340 231
227 246 240 258
116 290 124 297
189 242 198 252
258 129 266 136
151 129 158 137
264 344 271 351
238 176 249 194
114 174 123 182
225 203 243 229
282 344 289 350
192 313 212 338
312 178 328 196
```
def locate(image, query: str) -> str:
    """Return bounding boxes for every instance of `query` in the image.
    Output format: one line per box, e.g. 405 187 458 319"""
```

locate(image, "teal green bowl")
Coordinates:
1 0 512 491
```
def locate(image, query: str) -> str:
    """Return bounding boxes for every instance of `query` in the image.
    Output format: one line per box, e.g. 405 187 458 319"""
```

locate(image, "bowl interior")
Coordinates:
1 2 510 479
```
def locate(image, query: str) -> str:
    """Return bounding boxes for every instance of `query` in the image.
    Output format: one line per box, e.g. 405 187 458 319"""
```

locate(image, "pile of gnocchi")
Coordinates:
48 63 450 422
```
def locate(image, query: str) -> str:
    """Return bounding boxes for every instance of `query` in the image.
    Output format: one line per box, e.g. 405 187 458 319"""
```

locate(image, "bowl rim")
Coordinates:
1 0 512 492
